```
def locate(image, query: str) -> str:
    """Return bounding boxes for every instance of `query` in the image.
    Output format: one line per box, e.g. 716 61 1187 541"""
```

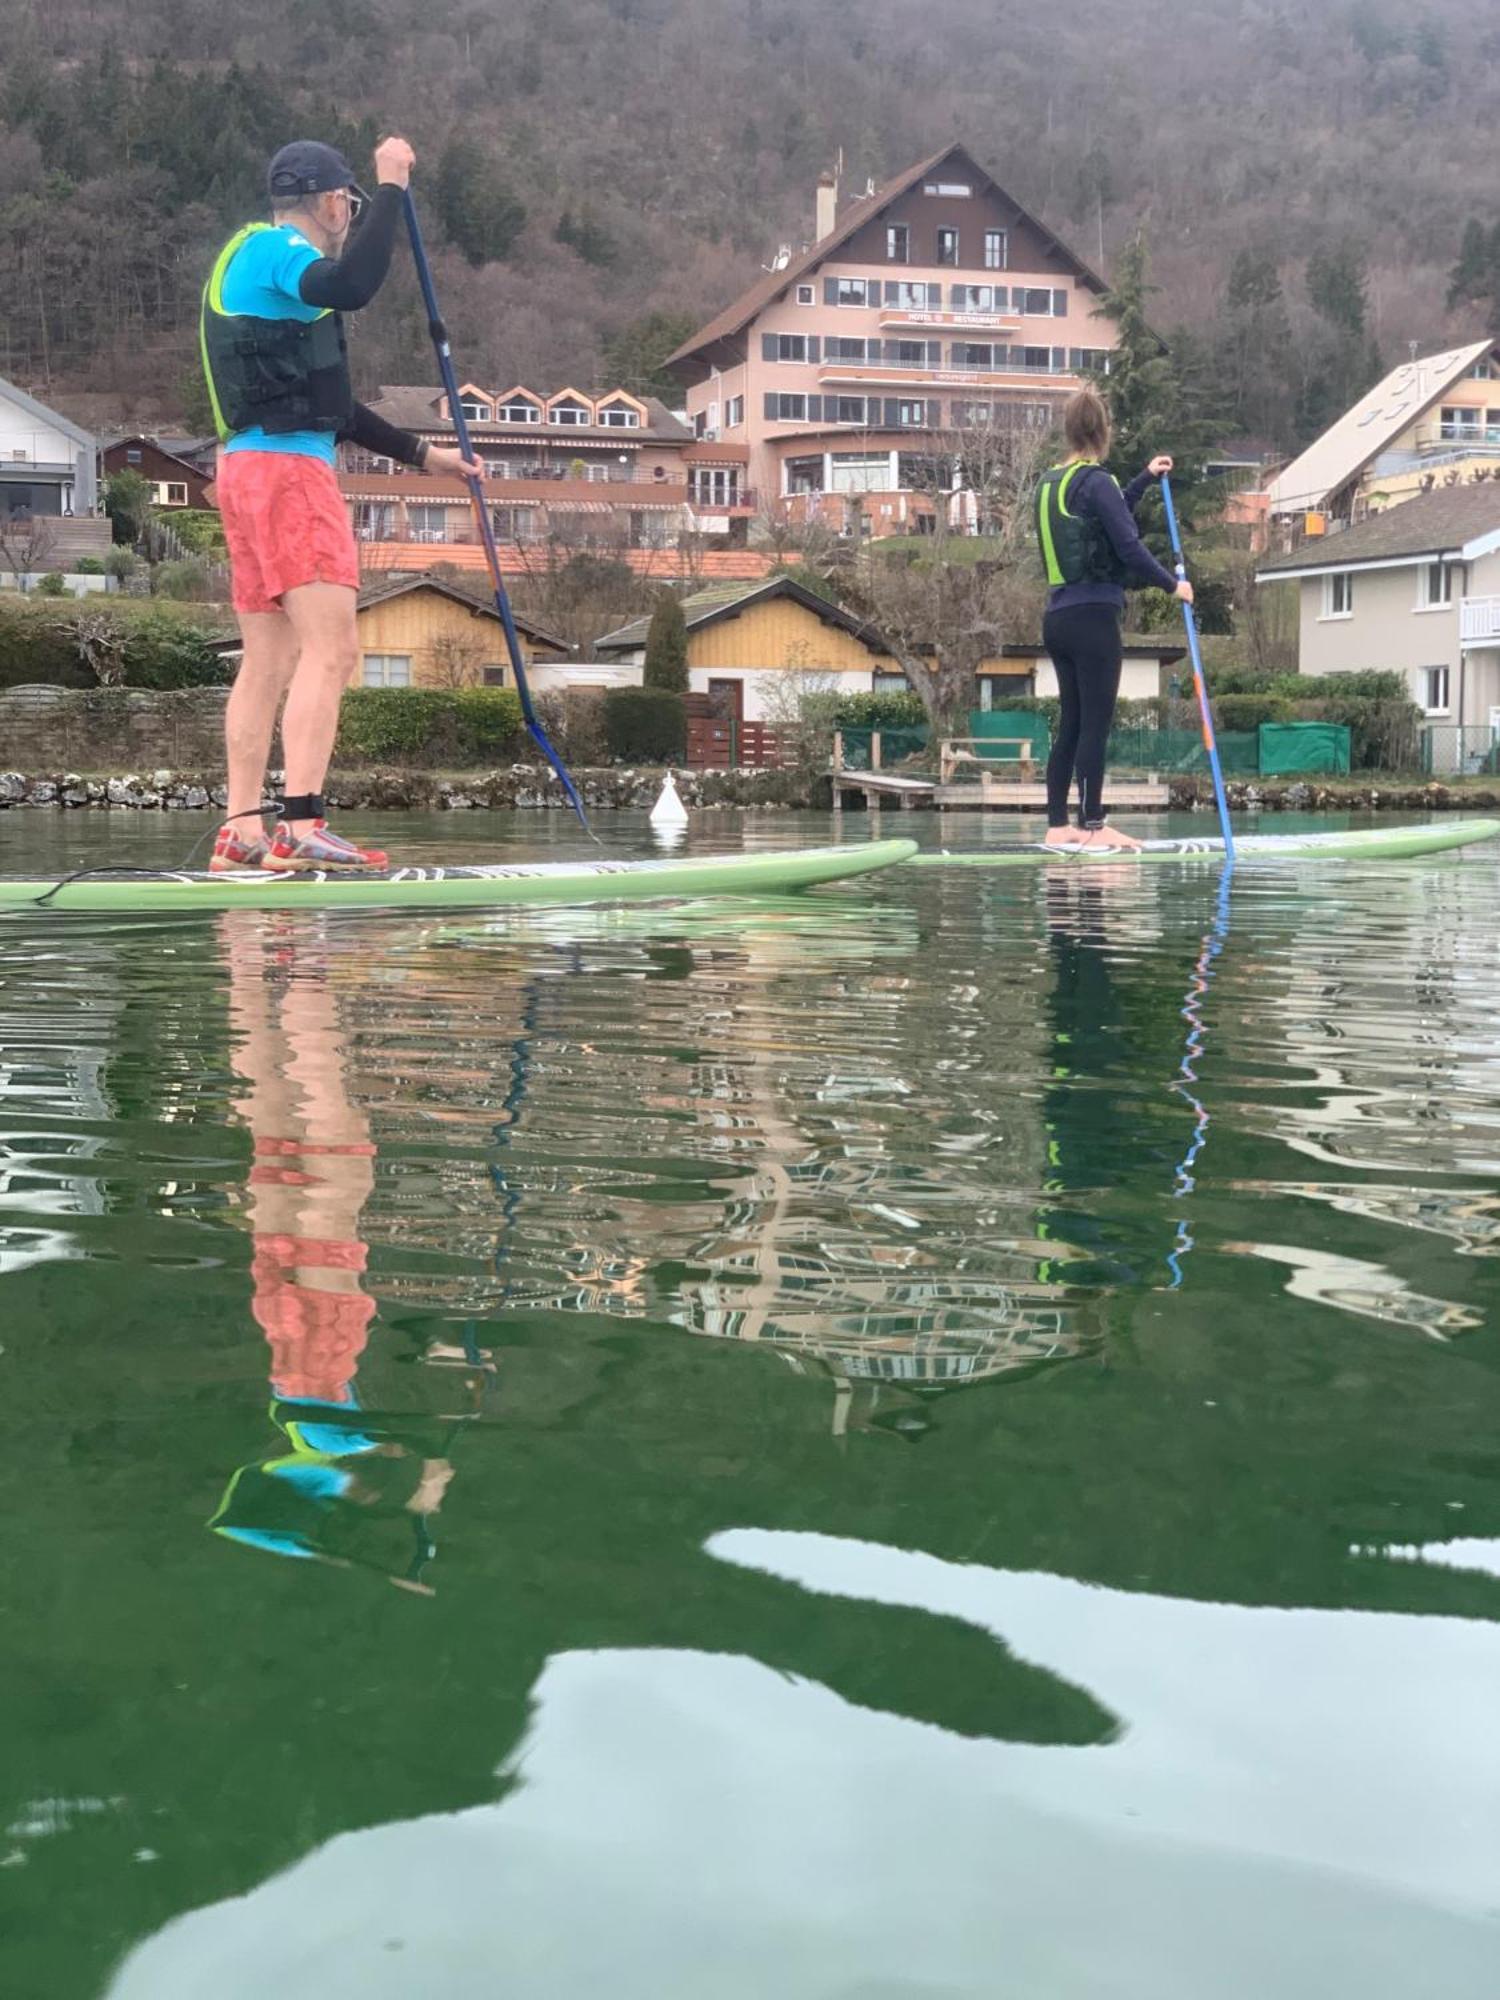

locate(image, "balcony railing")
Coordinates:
688 487 754 511
1459 595 1500 645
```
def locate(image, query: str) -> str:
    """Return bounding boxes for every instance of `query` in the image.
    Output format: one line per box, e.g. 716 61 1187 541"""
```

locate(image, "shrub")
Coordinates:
118 608 231 688
153 557 212 601
0 599 92 687
170 510 228 556
74 556 105 575
102 547 138 582
1209 693 1298 731
334 687 526 766
34 572 69 597
834 689 927 731
602 686 685 763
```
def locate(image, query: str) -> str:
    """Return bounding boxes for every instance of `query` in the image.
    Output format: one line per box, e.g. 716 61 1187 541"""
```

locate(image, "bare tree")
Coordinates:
70 607 128 685
0 512 57 592
845 413 1051 737
425 629 489 688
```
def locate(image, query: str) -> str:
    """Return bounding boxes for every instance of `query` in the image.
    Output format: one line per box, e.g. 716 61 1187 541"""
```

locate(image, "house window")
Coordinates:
126 447 142 464
954 342 994 369
952 284 997 311
598 404 640 428
888 281 936 311
691 468 741 506
406 503 448 541
725 395 745 428
458 398 491 422
796 283 815 304
892 339 927 366
783 455 824 494
354 501 394 539
1439 405 1483 441
829 452 890 493
984 230 1008 270
151 480 189 506
1071 348 1113 375
499 400 542 424
491 505 538 541
936 227 960 266
1420 561 1456 608
826 336 868 362
362 653 412 687
484 458 513 479
483 665 507 686
836 277 872 307
549 398 592 426
1018 345 1053 371
1422 665 1451 714
1020 287 1061 316
923 181 973 197
832 396 868 424
771 394 808 421
952 401 994 427
1470 360 1496 379
777 333 808 362
1323 573 1354 617
887 224 910 263
583 463 612 483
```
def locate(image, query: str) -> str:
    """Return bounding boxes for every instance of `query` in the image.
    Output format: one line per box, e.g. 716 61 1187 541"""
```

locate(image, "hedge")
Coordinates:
602 686 685 763
334 688 526 766
834 689 928 731
0 597 231 690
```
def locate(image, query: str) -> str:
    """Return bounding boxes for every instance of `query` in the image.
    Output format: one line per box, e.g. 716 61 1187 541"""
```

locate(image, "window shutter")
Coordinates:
1053 289 1067 317
807 334 820 362
823 277 838 306
1069 349 1082 370
762 334 777 363
764 392 780 421
883 398 899 428
807 396 823 422
993 287 1008 311
928 340 942 366
1052 347 1066 372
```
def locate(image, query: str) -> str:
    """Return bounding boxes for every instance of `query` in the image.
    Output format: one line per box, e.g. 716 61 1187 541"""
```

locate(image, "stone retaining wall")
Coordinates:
0 686 230 770
0 765 824 811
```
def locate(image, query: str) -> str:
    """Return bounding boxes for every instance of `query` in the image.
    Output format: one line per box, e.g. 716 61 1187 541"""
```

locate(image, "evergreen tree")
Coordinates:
642 590 689 692
1091 233 1218 548
1448 218 1490 309
600 311 698 398
1297 242 1383 442
1217 247 1294 443
435 138 527 266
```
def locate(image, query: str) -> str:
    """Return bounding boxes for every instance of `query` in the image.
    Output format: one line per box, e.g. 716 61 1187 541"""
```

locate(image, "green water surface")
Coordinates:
1 809 1497 1998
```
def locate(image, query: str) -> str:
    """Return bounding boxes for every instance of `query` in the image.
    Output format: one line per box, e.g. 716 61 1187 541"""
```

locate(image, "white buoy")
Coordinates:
649 771 689 828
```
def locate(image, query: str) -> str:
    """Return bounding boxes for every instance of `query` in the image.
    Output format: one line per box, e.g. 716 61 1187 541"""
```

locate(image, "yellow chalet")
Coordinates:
349 573 570 688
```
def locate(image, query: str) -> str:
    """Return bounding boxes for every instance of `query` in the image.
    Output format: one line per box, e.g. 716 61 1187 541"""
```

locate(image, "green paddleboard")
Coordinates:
0 838 918 913
905 820 1500 867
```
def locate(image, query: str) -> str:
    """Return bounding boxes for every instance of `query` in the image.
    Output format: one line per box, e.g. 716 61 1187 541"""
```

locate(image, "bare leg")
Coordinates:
279 581 360 835
225 609 299 828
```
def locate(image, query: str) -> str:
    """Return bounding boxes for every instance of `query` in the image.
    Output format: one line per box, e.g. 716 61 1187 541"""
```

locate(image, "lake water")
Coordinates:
2 808 1498 1999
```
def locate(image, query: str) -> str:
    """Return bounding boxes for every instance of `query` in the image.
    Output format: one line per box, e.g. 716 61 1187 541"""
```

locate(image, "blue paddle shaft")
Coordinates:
1160 475 1235 864
400 191 592 832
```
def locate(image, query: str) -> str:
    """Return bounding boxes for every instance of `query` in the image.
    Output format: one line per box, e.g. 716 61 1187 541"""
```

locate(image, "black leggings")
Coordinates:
1042 603 1124 829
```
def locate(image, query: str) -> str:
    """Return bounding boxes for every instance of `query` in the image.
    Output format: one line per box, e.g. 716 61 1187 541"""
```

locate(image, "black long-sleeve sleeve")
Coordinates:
338 401 426 468
1083 467 1179 593
297 183 403 311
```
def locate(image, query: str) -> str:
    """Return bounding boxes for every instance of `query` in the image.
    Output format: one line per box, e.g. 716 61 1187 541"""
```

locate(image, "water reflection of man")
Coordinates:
210 918 485 1589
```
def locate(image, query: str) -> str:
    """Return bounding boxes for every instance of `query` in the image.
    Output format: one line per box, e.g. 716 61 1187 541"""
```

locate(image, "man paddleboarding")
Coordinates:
1035 387 1193 852
202 136 480 873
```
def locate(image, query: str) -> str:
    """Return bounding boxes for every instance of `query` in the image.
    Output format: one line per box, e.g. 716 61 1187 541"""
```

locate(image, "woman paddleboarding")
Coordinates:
1035 387 1193 851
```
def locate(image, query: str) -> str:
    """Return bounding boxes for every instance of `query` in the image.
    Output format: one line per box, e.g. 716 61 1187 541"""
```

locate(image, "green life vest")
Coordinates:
199 223 353 444
1035 459 1131 589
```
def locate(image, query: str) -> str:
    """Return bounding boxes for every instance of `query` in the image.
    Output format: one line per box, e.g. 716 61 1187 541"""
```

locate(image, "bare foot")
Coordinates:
1079 825 1143 852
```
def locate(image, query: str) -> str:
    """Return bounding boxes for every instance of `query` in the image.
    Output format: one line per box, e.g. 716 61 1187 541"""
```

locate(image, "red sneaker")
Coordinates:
261 820 389 873
208 822 272 873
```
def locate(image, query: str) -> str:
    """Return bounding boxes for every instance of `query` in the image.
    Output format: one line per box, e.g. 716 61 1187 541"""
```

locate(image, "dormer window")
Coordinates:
596 394 645 429
548 393 593 427
497 390 544 424
458 397 492 422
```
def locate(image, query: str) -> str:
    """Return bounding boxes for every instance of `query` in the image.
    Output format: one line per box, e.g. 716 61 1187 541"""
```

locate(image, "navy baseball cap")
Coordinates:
267 140 358 200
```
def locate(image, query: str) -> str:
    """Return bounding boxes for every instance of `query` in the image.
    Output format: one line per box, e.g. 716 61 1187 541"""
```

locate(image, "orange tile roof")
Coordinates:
359 544 774 583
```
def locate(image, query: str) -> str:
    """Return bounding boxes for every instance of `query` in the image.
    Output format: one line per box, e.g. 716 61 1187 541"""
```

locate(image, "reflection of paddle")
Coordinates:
1165 864 1233 1289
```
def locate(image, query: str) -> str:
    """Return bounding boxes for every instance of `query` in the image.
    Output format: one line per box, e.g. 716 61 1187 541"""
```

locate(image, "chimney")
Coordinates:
815 169 839 244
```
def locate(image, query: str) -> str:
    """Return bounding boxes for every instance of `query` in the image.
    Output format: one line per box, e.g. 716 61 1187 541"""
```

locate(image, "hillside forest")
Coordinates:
3 0 1498 452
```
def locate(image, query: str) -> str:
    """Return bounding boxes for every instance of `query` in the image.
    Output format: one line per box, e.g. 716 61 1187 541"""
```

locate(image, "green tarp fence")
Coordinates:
1258 722 1351 775
839 714 1353 777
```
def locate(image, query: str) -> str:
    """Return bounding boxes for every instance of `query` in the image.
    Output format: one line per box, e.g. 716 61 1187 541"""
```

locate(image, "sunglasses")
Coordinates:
344 184 369 223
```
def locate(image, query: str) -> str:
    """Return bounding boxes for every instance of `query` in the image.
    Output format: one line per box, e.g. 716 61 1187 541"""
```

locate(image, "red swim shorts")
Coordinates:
217 450 359 613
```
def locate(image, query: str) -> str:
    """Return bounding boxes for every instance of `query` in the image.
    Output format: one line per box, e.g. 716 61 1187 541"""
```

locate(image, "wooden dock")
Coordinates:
830 731 1169 813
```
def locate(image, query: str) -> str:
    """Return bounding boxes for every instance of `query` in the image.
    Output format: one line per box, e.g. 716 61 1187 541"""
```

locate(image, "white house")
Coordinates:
1257 484 1500 769
0 376 110 570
